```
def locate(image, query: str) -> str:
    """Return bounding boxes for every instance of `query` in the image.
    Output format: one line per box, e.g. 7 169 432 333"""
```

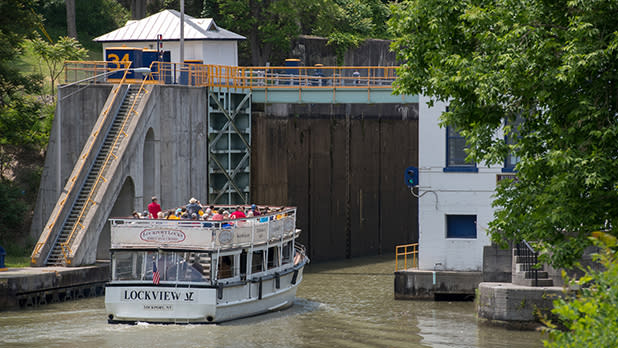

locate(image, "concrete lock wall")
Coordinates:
32 83 419 264
30 85 114 241
252 103 419 261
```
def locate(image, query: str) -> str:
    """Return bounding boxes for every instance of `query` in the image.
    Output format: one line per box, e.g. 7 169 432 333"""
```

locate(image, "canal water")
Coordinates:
0 255 544 347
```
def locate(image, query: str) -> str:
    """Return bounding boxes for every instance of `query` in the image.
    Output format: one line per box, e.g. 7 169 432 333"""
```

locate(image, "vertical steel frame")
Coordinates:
207 87 252 204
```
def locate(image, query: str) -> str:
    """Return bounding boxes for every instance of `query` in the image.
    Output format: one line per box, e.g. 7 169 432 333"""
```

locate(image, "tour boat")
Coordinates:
105 206 309 324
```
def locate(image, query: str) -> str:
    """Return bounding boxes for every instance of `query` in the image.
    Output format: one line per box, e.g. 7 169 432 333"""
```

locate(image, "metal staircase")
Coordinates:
512 241 553 287
45 85 145 266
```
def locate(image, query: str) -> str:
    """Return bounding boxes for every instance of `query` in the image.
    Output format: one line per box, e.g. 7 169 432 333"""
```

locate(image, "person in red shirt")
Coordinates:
230 206 246 219
148 196 162 219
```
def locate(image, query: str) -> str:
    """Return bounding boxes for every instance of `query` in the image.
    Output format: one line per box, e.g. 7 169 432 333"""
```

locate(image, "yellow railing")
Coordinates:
395 243 418 271
64 61 399 89
59 66 152 265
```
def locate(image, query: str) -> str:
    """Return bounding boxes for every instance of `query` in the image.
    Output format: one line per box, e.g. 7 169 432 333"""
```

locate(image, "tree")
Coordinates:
212 0 314 65
544 232 618 347
31 36 87 100
0 0 49 253
389 0 618 268
66 0 77 38
311 0 390 64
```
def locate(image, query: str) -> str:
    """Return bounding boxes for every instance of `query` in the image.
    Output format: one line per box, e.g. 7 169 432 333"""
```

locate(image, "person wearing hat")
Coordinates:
186 197 201 217
148 196 162 219
250 204 260 216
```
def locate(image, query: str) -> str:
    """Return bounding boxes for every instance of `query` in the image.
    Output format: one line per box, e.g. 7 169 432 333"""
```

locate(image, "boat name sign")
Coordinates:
122 288 197 302
140 229 186 243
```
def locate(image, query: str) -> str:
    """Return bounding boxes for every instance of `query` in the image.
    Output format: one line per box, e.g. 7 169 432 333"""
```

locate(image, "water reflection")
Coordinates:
0 255 544 347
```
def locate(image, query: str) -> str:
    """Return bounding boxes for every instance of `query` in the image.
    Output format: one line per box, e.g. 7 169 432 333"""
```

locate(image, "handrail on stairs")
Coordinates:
59 64 154 265
31 65 135 265
516 240 538 287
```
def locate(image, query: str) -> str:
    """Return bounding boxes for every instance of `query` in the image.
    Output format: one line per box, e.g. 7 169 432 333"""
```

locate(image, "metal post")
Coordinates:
180 0 184 64
56 88 62 197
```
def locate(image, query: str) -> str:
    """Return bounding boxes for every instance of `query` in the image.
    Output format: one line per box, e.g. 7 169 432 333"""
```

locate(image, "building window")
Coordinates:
446 215 477 239
444 126 478 172
503 117 522 172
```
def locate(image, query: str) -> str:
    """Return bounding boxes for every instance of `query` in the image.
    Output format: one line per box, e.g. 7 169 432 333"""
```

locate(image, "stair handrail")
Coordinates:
59 64 153 264
516 240 538 286
31 65 135 265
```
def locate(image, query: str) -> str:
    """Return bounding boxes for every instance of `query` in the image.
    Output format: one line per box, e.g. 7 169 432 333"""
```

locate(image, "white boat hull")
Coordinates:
105 266 304 324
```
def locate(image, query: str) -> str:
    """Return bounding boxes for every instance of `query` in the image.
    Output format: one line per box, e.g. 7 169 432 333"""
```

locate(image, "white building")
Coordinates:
417 96 513 271
94 10 245 65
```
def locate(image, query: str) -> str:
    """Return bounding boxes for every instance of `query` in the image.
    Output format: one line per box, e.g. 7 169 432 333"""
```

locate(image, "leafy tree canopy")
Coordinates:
389 0 618 267
32 35 88 100
544 232 618 347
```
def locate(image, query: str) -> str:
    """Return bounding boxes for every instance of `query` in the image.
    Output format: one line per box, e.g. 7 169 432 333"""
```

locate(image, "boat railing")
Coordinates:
109 208 298 251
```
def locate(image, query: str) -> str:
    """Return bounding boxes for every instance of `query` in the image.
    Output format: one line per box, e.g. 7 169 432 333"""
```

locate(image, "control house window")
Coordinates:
446 215 477 239
503 117 522 172
444 125 478 172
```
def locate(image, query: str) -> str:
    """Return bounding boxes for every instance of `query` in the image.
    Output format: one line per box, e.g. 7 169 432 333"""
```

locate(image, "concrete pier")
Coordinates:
394 269 482 300
477 282 564 329
0 263 109 310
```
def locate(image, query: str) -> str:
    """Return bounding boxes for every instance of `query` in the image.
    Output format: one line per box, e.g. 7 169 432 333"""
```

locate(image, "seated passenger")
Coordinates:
186 197 201 216
211 210 224 221
222 210 231 220
230 206 246 219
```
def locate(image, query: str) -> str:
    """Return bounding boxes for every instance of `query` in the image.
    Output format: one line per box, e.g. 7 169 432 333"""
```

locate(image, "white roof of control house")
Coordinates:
94 9 245 42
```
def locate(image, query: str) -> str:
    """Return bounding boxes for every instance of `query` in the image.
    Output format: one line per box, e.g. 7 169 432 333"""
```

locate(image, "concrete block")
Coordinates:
482 244 512 282
394 270 482 300
477 282 564 329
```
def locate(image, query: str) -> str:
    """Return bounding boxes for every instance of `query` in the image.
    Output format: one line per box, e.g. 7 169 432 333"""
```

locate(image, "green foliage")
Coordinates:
35 0 129 56
211 0 313 65
31 35 87 99
544 232 618 347
389 0 618 268
0 179 30 250
0 0 51 256
314 0 391 64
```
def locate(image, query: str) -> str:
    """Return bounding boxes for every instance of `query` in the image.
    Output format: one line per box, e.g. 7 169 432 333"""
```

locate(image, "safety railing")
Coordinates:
60 67 153 265
64 61 399 89
32 65 136 265
516 240 538 286
395 243 418 271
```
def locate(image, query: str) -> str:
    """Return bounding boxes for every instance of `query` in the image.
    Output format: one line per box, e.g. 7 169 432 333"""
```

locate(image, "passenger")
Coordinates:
202 208 212 220
167 210 180 220
186 197 201 216
157 211 165 219
148 196 162 219
132 211 140 219
181 212 189 219
191 213 198 220
222 210 231 220
142 210 149 218
230 206 246 219
175 208 182 218
352 69 360 85
211 210 224 221
250 204 261 216
246 210 254 217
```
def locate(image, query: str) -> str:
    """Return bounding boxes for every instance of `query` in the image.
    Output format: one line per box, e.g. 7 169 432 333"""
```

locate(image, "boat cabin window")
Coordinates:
251 250 264 273
111 250 210 284
267 246 279 269
217 254 235 279
282 241 293 265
